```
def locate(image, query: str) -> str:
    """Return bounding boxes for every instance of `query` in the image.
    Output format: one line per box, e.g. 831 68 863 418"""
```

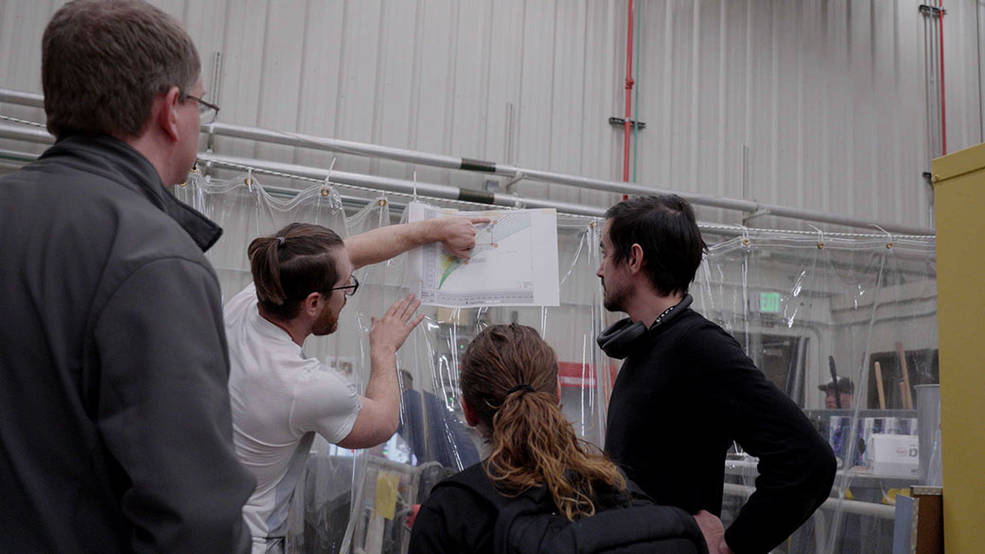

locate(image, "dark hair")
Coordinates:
247 223 346 320
42 0 201 138
461 324 626 520
604 194 707 296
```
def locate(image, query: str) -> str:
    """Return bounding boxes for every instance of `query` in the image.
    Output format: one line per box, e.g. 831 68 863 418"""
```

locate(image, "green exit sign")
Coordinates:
760 292 781 313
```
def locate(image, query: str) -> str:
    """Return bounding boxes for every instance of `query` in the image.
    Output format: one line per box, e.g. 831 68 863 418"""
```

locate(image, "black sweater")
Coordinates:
603 306 836 554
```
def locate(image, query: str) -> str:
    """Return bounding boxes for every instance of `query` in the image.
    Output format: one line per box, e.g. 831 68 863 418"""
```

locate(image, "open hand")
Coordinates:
370 294 424 354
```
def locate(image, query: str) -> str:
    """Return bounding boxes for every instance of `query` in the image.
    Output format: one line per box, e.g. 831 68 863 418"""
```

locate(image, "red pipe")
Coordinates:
938 0 947 155
622 0 635 195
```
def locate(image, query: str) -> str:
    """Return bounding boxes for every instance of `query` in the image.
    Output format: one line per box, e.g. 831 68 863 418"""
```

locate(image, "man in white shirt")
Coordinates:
226 216 484 553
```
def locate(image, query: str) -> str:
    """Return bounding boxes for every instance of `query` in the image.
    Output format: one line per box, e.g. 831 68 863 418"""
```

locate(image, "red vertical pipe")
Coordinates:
623 0 635 191
938 0 947 155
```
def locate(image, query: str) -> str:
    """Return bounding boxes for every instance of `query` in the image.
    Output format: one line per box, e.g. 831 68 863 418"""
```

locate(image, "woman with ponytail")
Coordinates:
409 324 717 553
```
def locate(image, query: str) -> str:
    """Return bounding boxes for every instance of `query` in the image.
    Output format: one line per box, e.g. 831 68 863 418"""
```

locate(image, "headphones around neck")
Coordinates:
596 295 693 359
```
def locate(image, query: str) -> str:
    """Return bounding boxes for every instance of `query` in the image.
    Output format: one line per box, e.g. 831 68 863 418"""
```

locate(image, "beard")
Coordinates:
601 279 627 313
310 307 339 336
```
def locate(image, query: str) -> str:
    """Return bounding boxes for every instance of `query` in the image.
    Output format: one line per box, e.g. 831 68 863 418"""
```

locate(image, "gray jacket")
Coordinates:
0 135 255 553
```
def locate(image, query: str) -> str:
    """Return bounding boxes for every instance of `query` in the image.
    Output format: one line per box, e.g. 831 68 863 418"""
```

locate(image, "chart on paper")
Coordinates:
407 201 560 308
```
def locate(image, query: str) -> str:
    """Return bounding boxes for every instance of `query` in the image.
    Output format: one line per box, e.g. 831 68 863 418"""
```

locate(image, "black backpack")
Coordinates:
434 465 708 554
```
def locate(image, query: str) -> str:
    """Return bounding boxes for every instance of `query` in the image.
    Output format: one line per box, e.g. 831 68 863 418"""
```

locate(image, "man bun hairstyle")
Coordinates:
42 0 201 138
247 223 345 320
461 324 627 520
604 194 707 296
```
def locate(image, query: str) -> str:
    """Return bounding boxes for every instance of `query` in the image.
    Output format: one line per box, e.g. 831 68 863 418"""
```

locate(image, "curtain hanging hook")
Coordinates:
737 224 751 248
321 157 336 197
412 170 419 201
871 224 894 249
245 167 254 190
807 223 825 249
179 162 198 188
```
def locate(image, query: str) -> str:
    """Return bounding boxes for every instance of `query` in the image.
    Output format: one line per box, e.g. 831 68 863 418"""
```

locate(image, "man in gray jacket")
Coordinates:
0 1 254 552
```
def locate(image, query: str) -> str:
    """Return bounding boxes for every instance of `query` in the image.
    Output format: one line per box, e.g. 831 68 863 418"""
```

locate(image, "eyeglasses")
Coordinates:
326 275 359 297
181 92 220 124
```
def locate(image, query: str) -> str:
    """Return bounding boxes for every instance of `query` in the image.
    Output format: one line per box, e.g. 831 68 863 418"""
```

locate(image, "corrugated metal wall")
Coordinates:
2 0 983 229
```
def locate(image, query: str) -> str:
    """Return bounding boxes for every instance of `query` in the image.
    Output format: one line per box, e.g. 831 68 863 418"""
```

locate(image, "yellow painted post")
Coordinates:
932 142 985 552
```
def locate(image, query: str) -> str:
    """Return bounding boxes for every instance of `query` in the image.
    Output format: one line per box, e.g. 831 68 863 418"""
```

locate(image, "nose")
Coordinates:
596 261 604 278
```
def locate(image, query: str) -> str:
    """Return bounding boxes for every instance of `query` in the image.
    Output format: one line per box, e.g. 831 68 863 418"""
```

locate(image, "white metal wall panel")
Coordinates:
947 0 984 153
0 0 59 153
2 0 984 230
294 0 345 173
217 0 271 162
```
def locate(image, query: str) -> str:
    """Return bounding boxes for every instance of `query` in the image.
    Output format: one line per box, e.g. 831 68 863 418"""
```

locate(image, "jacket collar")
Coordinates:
596 294 694 359
39 134 222 251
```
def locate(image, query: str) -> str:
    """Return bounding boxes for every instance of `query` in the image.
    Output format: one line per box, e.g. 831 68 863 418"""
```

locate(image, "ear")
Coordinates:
627 243 645 274
154 86 182 142
302 291 322 317
461 397 479 427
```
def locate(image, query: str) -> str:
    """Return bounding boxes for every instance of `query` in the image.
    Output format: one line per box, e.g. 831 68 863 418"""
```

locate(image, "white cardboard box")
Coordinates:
866 433 919 478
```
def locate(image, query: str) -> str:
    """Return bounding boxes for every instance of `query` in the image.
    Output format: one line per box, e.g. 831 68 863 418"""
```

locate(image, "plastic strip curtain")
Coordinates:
342 206 610 554
694 230 937 554
177 174 938 554
176 178 612 553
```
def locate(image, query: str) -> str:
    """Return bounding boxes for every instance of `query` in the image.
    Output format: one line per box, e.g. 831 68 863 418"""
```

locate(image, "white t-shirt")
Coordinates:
225 284 361 550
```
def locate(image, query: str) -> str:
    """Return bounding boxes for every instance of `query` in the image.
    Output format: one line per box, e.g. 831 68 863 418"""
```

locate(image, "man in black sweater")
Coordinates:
597 195 836 554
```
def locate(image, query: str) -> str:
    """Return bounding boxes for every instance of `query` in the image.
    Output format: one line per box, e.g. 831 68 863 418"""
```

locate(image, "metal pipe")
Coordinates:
0 139 937 245
0 148 40 163
0 89 937 235
922 10 933 159
207 125 932 233
0 123 52 144
196 152 607 218
205 121 467 170
722 483 895 519
938 0 947 155
0 89 43 107
623 0 635 183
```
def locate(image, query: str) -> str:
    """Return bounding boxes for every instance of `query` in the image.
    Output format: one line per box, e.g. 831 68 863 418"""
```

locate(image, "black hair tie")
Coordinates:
506 384 535 395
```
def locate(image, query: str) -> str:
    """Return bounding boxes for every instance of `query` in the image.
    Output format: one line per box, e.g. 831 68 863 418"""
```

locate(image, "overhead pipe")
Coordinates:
0 89 43 107
195 120 935 234
0 122 50 144
194 152 607 217
0 122 605 218
0 88 935 235
0 136 936 244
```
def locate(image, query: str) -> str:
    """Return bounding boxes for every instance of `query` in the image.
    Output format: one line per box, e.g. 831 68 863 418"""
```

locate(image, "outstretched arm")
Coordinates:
337 294 424 449
345 216 490 270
